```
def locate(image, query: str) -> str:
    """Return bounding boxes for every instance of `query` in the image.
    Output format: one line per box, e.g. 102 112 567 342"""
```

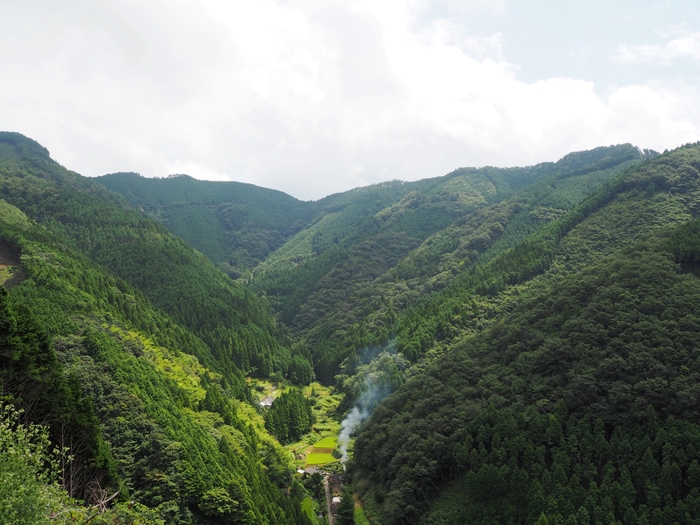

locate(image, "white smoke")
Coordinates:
338 405 369 464
338 375 388 465
337 343 407 465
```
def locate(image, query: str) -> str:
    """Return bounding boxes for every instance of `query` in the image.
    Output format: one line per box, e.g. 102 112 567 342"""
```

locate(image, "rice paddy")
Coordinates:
306 452 337 466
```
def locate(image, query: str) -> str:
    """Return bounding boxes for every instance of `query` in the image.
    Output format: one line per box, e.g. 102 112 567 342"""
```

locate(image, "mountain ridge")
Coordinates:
8 130 700 525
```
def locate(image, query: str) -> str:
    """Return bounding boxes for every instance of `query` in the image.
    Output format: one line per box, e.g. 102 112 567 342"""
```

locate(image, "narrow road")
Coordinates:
324 477 334 525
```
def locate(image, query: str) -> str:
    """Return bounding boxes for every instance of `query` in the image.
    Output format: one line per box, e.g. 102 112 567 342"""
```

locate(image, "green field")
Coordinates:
301 497 315 520
306 452 337 466
313 436 337 449
354 506 370 525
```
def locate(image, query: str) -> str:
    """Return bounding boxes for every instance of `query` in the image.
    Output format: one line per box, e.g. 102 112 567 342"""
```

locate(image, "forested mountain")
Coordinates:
96 172 321 276
102 144 647 384
0 132 308 524
253 144 648 383
6 128 700 525
353 144 700 524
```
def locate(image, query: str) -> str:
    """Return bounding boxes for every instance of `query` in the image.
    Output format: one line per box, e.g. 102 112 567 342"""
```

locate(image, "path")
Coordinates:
324 476 334 525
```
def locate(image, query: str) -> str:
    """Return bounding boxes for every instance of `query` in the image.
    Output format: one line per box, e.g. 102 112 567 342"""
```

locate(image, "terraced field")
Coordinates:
306 436 338 466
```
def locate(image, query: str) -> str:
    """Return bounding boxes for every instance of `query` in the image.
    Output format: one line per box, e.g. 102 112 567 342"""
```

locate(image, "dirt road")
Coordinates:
324 477 334 525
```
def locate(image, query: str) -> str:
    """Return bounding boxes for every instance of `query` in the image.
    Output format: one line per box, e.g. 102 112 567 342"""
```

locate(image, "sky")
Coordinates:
2 0 700 200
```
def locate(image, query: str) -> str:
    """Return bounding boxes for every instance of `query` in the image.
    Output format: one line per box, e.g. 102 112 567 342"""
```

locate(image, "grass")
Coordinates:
301 496 325 524
355 505 370 525
313 436 337 449
246 379 343 468
0 266 16 285
301 497 315 520
306 452 337 466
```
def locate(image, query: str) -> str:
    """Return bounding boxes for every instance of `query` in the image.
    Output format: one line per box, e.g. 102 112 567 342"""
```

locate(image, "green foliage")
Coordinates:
392 145 693 364
96 172 318 273
0 403 61 525
0 133 309 524
4 131 694 525
0 402 165 525
354 233 700 524
251 144 645 383
0 283 119 501
288 354 314 386
0 133 292 382
336 487 356 525
665 218 700 274
302 472 325 502
265 389 313 444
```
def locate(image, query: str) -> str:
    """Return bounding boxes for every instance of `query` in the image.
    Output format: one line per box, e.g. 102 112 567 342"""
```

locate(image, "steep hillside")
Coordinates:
0 132 295 378
254 144 646 382
99 143 647 386
0 133 310 523
3 129 681 525
96 172 320 276
352 143 700 524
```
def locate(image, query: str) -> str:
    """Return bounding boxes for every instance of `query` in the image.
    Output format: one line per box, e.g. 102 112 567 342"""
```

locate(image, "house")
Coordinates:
260 396 275 407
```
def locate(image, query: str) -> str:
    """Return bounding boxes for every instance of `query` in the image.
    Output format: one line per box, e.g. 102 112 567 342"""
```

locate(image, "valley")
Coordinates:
2 131 700 524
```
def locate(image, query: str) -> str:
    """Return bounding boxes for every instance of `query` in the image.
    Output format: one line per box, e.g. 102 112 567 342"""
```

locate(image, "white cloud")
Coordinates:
0 0 698 200
613 31 700 65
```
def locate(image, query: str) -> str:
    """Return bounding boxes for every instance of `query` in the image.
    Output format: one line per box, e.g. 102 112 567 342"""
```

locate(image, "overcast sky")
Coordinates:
2 0 700 200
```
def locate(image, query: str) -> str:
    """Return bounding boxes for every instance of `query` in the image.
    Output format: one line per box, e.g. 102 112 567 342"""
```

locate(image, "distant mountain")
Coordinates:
96 171 321 276
100 145 647 384
251 143 647 382
98 144 636 279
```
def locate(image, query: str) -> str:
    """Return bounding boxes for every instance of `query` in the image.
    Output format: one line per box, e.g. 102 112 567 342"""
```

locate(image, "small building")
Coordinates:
332 497 341 506
260 396 274 407
329 473 346 484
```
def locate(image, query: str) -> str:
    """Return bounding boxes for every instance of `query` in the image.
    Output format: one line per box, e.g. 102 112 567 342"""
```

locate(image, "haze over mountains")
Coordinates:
3 130 700 524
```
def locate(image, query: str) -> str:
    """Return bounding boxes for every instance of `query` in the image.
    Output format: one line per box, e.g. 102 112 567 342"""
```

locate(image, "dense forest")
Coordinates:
350 145 700 524
6 129 700 525
0 132 309 524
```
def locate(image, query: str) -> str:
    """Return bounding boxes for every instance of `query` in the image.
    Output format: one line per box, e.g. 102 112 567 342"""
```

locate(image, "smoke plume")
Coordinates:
337 342 407 465
338 375 389 464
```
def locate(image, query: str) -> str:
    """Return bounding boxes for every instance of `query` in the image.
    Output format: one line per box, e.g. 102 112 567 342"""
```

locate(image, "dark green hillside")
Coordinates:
0 199 308 523
393 144 694 363
1 129 678 524
355 234 700 525
0 131 314 522
97 172 319 274
254 144 644 382
0 133 293 378
352 144 700 524
98 145 641 384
